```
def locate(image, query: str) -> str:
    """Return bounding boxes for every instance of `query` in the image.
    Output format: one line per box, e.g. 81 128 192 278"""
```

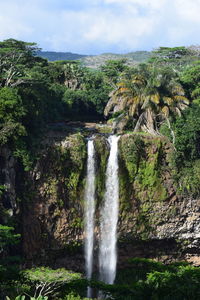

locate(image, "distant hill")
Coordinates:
37 51 88 61
37 50 151 68
81 51 151 68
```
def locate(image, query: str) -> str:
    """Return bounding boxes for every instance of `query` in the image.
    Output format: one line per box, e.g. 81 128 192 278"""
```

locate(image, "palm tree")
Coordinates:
63 62 84 90
104 65 189 141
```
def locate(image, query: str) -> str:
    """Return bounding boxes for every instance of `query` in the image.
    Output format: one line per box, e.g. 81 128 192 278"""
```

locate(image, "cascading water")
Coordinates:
84 139 96 297
99 135 120 284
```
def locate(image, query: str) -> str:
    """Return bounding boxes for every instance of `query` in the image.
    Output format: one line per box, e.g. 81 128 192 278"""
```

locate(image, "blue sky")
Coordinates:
0 0 200 54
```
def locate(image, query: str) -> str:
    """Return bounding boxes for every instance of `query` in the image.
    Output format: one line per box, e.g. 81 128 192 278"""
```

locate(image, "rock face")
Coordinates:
1 132 200 269
117 134 200 266
21 133 86 270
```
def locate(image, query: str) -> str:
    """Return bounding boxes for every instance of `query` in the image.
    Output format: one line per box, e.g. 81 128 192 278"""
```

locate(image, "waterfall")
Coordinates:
84 138 96 297
99 135 120 284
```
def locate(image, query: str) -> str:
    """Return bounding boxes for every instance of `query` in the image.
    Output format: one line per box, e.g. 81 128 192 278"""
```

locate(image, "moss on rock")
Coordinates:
119 134 170 238
93 135 110 208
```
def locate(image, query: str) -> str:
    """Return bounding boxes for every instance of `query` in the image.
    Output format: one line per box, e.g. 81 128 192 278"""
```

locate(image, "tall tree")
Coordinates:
0 39 41 88
105 65 189 140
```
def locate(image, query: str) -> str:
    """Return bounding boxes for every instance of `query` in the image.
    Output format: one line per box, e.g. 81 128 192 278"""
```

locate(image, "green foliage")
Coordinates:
0 87 26 145
61 67 110 120
101 59 128 85
0 225 21 294
0 225 20 248
118 135 168 238
6 296 48 300
119 135 145 181
0 184 6 198
62 293 92 300
93 136 109 207
23 267 81 283
0 39 42 90
152 46 191 60
0 87 25 122
6 296 26 300
0 122 26 145
63 134 86 200
146 266 200 300
22 267 82 299
1 38 200 300
54 260 200 300
105 63 189 135
149 46 198 70
173 159 200 196
94 258 200 300
0 38 110 172
30 297 48 300
37 50 87 61
120 135 167 201
170 104 200 196
180 61 200 99
62 89 95 121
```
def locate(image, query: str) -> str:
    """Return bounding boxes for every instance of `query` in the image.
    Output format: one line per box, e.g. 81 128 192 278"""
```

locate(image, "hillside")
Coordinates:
37 50 88 61
37 50 151 68
81 51 151 68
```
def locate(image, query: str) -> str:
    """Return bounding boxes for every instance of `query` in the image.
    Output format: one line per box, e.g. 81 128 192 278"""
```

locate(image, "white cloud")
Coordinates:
175 0 200 22
0 0 200 53
0 16 33 39
104 0 167 10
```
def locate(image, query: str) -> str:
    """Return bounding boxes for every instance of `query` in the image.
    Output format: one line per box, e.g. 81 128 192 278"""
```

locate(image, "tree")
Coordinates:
0 87 26 145
0 225 20 284
51 61 86 90
149 46 198 70
0 87 25 123
180 61 200 100
101 59 128 87
174 103 200 163
104 64 189 139
0 39 41 88
23 267 82 298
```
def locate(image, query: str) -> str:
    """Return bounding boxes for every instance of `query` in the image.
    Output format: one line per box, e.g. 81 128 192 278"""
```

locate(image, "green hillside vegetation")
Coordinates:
80 51 151 69
37 50 151 69
37 51 88 61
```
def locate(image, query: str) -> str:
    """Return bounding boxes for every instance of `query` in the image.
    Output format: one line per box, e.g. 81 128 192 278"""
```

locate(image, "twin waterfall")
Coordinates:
84 135 120 288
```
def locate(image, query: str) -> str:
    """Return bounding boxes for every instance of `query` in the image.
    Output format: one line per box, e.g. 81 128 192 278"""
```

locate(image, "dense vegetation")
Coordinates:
1 39 200 299
2 258 200 299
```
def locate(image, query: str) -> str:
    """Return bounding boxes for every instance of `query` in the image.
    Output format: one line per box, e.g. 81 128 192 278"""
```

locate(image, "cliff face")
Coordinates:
118 134 200 266
1 132 200 269
21 133 86 269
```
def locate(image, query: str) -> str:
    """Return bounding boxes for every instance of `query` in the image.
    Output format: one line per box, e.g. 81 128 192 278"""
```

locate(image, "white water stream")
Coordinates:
99 135 120 284
84 139 96 297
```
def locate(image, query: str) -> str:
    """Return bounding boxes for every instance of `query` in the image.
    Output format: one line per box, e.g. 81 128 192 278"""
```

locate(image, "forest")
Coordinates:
1 38 200 300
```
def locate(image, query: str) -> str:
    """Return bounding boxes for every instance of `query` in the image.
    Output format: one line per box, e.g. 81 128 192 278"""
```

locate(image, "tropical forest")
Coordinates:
1 38 200 300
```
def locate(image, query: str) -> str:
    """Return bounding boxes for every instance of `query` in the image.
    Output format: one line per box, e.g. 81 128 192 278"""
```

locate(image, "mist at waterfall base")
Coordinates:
84 135 120 298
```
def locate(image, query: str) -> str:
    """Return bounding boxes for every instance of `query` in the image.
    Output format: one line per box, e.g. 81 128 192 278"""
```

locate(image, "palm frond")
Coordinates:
163 96 174 105
173 95 190 105
161 106 170 117
150 93 160 104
